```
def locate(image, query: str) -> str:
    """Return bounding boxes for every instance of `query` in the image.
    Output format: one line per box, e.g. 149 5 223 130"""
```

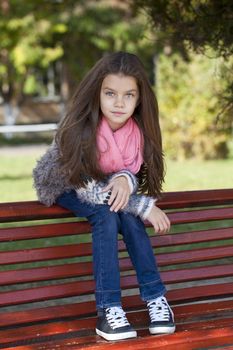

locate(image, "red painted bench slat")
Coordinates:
158 188 233 209
0 221 91 242
150 226 233 247
1 188 232 222
166 206 233 224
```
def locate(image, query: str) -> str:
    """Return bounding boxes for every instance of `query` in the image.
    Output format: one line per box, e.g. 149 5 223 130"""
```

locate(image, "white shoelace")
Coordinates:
147 296 172 322
105 306 130 329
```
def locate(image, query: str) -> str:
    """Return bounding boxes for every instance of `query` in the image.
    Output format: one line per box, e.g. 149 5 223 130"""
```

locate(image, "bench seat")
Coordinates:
0 189 233 349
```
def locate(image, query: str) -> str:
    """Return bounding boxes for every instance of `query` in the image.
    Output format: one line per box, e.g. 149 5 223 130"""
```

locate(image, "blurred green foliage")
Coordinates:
158 53 233 159
0 0 154 101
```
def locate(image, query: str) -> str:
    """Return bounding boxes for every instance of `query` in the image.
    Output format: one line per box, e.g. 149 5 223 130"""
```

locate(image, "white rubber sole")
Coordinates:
96 328 137 341
149 325 176 335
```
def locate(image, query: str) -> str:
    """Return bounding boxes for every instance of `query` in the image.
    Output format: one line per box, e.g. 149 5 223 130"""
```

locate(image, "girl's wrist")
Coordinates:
110 170 138 194
141 198 156 220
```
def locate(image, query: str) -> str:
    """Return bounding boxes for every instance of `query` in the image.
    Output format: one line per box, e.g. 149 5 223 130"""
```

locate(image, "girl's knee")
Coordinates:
120 212 144 228
90 205 121 229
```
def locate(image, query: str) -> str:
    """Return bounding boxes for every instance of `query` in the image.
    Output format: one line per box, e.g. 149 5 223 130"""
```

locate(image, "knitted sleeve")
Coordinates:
124 194 156 220
75 177 156 220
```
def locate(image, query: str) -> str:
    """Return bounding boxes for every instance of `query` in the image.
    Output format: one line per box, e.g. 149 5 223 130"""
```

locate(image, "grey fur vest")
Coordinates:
33 142 155 220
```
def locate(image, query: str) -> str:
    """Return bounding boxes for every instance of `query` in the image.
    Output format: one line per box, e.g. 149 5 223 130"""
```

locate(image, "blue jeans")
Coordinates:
56 190 166 309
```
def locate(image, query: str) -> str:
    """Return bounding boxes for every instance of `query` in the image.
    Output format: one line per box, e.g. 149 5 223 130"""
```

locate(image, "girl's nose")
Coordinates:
114 95 124 107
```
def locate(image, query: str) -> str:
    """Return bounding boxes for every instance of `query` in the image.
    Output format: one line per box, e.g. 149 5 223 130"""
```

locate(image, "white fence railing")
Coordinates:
0 124 57 134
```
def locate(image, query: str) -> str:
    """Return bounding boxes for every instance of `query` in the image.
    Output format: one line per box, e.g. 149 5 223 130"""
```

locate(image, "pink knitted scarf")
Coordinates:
96 116 144 174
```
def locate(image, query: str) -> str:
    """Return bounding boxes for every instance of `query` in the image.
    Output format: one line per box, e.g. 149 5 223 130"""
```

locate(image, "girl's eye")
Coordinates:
106 91 115 97
126 93 135 98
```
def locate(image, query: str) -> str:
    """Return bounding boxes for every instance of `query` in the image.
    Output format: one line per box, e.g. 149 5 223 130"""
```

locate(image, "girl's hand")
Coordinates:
147 205 170 234
102 176 130 212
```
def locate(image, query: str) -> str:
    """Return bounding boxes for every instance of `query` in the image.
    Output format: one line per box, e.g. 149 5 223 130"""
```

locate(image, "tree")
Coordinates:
54 1 155 96
131 0 233 158
0 0 64 126
131 0 233 58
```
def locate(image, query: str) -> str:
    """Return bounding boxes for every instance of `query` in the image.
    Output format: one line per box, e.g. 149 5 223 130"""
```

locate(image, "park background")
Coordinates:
0 0 232 202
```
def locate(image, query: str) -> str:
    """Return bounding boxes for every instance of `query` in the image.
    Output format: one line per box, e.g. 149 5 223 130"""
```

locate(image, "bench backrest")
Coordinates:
0 189 232 329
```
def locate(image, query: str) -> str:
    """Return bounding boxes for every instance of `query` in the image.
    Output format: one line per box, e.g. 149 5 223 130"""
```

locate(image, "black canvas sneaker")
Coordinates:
147 296 175 335
96 306 137 341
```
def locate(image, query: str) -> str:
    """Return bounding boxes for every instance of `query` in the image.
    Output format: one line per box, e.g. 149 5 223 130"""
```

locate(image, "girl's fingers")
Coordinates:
121 195 130 209
101 182 113 193
110 199 124 212
115 194 129 211
156 223 165 234
164 213 171 229
147 205 171 234
160 212 170 232
110 191 129 212
155 215 170 234
108 187 119 206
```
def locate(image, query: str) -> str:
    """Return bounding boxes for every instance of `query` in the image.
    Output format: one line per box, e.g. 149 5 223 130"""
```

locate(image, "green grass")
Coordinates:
0 152 42 202
0 147 233 202
164 158 233 192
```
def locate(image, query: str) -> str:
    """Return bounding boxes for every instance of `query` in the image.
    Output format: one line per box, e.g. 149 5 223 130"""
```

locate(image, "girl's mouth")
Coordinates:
112 112 125 116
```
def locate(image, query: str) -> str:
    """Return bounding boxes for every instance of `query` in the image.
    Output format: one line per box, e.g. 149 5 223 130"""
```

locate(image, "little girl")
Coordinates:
33 51 175 341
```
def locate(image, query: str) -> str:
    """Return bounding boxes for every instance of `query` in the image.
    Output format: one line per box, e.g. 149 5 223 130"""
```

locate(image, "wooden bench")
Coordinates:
0 189 233 350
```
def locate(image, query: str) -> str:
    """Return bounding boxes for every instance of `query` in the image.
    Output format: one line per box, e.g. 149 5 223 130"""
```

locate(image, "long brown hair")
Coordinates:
56 51 165 196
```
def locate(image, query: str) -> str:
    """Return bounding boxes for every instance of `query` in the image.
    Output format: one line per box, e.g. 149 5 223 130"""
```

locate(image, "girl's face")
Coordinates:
100 74 139 131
